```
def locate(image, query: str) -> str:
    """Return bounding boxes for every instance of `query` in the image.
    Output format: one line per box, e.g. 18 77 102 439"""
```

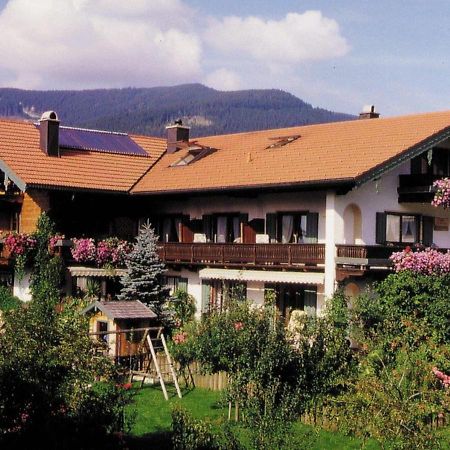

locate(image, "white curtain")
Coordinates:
216 216 227 243
163 218 172 242
233 217 241 242
386 215 400 242
402 216 415 242
282 215 294 243
174 217 182 242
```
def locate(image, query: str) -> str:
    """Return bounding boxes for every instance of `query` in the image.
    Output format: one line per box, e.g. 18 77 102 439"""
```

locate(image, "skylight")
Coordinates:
170 146 216 167
266 134 300 149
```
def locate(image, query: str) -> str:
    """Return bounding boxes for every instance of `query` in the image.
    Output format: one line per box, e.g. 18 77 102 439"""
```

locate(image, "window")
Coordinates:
170 146 216 167
215 214 241 243
266 134 300 149
160 216 182 242
376 212 434 245
164 276 188 294
201 280 246 314
265 212 319 244
411 147 450 176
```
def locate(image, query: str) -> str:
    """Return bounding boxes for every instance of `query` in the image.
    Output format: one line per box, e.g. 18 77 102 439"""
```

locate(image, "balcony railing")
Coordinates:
336 244 405 260
157 242 325 267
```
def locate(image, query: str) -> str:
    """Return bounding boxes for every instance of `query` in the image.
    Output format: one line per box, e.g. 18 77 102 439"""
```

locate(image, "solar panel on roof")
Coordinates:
36 124 148 156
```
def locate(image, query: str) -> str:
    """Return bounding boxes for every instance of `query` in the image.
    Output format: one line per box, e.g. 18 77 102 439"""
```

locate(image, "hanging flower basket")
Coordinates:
432 178 450 208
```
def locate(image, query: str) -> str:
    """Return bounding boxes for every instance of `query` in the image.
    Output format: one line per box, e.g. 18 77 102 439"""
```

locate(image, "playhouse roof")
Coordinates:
82 300 157 320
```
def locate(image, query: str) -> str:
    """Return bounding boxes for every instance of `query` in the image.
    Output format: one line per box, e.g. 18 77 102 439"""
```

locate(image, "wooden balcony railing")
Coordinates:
157 242 325 267
336 244 405 260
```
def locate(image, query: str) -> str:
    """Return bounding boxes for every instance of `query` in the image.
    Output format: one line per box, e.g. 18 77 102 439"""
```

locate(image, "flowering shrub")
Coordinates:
390 246 450 275
432 178 450 208
173 331 188 345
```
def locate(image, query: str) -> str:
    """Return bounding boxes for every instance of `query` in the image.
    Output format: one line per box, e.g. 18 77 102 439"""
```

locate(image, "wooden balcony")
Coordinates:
397 174 439 203
157 242 325 268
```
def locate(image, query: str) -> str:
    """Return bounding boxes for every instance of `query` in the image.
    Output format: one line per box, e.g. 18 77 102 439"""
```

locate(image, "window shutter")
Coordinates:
177 277 188 293
422 216 434 246
203 215 213 242
181 215 193 243
306 212 319 243
266 213 277 243
375 212 386 244
201 281 211 314
304 288 317 317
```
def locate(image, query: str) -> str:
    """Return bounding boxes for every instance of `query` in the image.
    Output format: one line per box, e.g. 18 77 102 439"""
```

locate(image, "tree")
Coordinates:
118 222 168 316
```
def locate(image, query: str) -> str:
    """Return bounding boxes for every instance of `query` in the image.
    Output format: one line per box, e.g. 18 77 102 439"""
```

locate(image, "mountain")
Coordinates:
0 83 354 137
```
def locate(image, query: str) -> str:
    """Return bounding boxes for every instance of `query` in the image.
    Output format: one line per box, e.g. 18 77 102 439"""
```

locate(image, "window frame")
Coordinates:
384 212 421 244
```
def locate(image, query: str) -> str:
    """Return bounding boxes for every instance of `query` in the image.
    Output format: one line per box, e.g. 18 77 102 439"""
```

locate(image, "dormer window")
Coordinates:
266 134 300 149
170 145 215 167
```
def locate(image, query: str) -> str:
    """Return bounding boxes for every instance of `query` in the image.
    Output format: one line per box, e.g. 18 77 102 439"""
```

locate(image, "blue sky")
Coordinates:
0 0 448 116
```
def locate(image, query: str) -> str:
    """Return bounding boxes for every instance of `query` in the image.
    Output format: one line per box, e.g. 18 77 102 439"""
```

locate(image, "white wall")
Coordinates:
13 269 32 302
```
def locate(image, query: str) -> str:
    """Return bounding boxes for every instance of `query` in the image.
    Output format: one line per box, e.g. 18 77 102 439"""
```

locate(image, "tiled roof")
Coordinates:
0 119 165 192
132 111 450 194
82 300 157 319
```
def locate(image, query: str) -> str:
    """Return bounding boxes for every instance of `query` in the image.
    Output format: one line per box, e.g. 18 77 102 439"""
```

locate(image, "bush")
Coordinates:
0 286 21 312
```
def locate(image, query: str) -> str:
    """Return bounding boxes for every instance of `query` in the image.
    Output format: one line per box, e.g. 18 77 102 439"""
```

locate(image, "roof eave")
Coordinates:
130 178 355 197
355 126 450 186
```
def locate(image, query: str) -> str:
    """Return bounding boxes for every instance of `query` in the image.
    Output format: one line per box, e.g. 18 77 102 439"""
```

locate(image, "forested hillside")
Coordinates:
0 83 354 137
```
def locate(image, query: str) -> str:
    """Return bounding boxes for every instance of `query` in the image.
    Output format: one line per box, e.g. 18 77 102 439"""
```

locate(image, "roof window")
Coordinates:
170 144 216 167
266 134 300 149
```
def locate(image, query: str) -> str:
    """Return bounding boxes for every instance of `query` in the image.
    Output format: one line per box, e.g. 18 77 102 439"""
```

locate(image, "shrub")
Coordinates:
0 286 21 312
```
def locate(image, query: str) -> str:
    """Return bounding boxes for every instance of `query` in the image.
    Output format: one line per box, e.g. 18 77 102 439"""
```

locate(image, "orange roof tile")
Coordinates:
0 119 165 192
132 111 450 194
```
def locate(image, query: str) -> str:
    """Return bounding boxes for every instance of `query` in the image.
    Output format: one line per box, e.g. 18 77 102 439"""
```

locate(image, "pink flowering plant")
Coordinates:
432 178 450 208
4 232 37 279
48 233 65 253
71 238 96 263
71 237 132 268
390 246 450 275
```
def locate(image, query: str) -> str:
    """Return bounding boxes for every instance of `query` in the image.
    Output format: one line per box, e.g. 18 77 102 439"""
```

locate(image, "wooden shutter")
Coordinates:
201 281 211 314
304 288 317 317
203 215 213 242
422 216 434 246
306 212 319 243
266 213 277 243
375 212 386 244
181 215 194 243
240 213 254 243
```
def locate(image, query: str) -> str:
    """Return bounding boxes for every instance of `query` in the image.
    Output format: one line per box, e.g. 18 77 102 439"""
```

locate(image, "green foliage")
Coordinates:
0 286 21 312
119 222 168 316
170 296 355 449
332 343 449 450
166 288 196 328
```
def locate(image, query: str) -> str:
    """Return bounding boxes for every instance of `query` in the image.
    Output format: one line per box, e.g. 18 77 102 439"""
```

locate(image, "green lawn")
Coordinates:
125 385 450 449
125 385 381 449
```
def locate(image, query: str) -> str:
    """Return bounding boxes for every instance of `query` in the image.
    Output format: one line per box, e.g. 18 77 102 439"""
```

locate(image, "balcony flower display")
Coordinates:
71 237 132 269
432 178 450 208
390 246 450 275
71 238 96 263
4 232 37 279
96 238 132 268
49 234 65 253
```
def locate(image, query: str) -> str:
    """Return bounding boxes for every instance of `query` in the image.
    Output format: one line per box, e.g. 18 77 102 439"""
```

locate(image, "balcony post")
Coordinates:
325 191 338 299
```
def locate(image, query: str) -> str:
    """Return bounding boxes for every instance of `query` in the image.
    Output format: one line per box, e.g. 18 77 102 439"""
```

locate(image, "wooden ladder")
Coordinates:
130 328 182 401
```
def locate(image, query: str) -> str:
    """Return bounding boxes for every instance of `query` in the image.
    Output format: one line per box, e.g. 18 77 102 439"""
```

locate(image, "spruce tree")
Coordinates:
118 222 168 316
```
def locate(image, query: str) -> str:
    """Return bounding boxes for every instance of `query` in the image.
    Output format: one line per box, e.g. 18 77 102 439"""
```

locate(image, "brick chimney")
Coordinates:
39 111 60 157
166 120 190 154
359 105 380 119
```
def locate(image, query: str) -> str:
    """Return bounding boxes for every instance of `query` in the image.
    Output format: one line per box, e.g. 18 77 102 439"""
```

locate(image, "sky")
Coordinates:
0 0 448 116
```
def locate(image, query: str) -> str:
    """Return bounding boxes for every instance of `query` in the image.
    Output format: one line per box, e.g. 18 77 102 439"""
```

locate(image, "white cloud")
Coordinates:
0 0 202 89
204 68 241 91
204 11 349 64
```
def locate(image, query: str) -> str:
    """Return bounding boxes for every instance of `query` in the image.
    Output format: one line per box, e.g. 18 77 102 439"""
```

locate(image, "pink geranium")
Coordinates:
71 238 96 263
390 247 450 275
432 178 450 208
234 321 244 331
4 232 36 256
173 332 188 344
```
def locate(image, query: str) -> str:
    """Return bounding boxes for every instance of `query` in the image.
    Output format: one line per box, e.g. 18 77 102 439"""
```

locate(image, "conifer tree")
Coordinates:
118 222 168 316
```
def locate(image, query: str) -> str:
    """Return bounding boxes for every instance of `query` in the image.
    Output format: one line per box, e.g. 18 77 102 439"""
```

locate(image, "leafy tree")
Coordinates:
118 222 168 316
0 286 21 312
0 214 131 449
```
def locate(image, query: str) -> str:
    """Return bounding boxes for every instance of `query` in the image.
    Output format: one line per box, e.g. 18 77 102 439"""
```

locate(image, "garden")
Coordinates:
0 213 449 449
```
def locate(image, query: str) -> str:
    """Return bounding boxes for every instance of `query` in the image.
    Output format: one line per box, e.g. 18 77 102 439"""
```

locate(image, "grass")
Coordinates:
126 385 450 449
125 384 381 449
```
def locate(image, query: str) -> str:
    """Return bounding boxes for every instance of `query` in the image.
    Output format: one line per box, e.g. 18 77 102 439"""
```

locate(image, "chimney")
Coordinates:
39 111 60 156
166 119 190 154
359 105 380 119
